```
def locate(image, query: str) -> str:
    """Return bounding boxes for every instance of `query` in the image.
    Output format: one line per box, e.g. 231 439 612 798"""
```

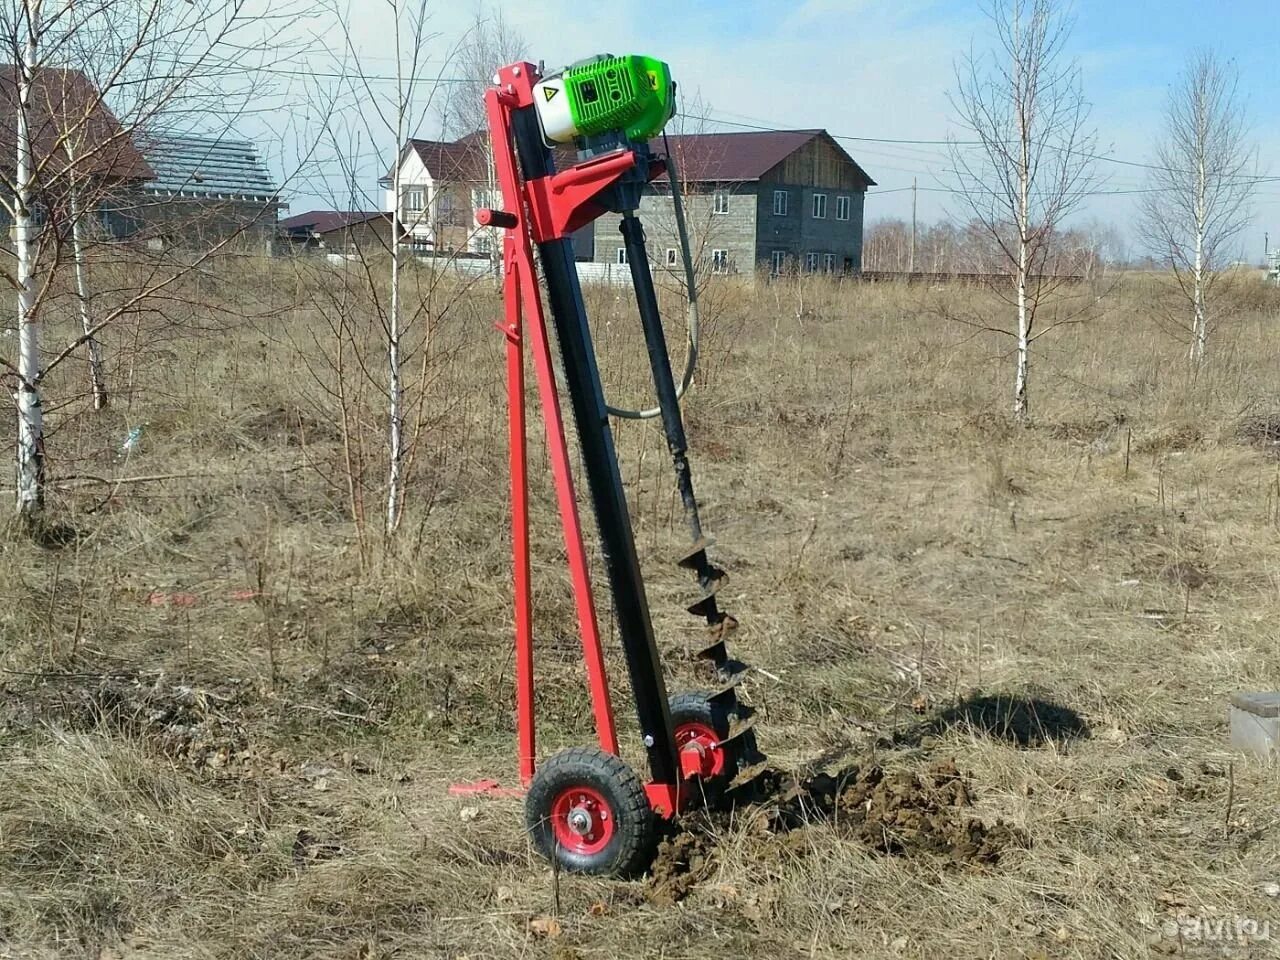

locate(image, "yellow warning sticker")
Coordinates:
646 71 659 90
543 86 559 102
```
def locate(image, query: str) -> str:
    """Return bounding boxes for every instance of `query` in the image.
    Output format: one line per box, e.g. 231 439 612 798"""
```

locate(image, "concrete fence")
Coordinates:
323 251 635 286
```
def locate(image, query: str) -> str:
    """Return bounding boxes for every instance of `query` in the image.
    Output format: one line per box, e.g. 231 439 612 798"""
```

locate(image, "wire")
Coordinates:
604 128 699 421
683 110 1280 186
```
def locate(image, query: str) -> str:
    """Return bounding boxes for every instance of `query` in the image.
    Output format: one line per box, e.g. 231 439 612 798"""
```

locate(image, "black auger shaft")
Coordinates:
619 214 758 757
619 214 723 619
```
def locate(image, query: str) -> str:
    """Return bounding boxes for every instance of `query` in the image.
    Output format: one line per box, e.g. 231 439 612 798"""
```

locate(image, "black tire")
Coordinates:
525 746 655 877
669 691 744 804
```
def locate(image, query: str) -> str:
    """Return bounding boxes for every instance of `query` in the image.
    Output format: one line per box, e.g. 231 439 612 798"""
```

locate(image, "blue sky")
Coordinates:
288 0 1280 252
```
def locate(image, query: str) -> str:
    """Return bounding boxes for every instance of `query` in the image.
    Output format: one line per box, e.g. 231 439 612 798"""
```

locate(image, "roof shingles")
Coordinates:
659 129 875 185
281 210 387 234
401 127 873 188
142 136 278 201
0 66 153 182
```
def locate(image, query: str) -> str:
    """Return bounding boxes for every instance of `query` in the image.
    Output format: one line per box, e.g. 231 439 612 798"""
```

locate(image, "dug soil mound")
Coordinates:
781 758 1029 864
648 759 1028 903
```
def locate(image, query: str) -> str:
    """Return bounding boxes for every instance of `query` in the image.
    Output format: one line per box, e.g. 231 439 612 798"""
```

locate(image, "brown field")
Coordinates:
4 264 1280 959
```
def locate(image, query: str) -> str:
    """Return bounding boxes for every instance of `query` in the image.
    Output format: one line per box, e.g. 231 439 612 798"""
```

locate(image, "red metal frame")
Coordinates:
460 61 683 821
487 63 622 783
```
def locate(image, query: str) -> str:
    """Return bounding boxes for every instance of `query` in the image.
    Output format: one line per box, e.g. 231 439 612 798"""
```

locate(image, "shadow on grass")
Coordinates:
904 692 1091 748
921 696 1090 747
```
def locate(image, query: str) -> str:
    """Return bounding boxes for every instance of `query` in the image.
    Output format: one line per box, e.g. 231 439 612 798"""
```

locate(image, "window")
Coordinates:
812 193 827 219
771 250 787 275
711 249 729 274
475 234 493 255
836 196 851 221
666 248 678 267
616 247 628 265
403 187 424 211
805 252 820 272
772 190 789 216
472 187 493 211
824 254 837 273
713 191 730 215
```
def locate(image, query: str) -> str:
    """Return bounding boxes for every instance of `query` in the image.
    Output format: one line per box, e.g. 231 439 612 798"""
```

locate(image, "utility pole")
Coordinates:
909 177 917 274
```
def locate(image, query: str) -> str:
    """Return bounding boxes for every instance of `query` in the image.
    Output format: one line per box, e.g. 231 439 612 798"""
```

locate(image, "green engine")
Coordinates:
533 54 675 145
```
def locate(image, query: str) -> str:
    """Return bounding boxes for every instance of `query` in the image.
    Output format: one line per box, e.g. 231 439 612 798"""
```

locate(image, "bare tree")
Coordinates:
949 0 1097 422
1138 51 1254 365
323 0 465 536
0 0 313 527
437 4 524 277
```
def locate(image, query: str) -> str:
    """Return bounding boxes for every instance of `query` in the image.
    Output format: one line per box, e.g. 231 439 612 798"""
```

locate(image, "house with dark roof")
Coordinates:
383 127 873 275
594 129 875 277
131 135 282 254
0 65 154 237
383 132 595 260
280 209 397 255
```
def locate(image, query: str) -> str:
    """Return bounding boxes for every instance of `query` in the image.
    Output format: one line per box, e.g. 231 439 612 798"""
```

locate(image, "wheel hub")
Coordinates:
549 785 615 855
675 720 728 780
567 806 596 836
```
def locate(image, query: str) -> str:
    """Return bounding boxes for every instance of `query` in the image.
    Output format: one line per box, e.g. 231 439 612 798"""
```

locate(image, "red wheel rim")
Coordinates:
676 721 727 778
549 785 616 855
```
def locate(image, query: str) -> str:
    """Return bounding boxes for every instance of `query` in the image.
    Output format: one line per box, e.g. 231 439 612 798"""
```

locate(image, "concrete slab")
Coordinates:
1230 692 1280 760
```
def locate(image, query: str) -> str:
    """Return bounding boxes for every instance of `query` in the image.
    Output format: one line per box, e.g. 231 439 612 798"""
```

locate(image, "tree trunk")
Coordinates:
1014 51 1031 425
67 142 107 409
1014 247 1030 422
15 4 44 523
385 136 405 534
1011 3 1031 424
1190 153 1208 364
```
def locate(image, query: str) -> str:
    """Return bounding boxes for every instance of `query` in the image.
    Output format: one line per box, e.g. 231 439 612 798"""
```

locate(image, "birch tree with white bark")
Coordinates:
326 0 457 536
0 0 311 528
949 0 1097 422
1138 51 1254 365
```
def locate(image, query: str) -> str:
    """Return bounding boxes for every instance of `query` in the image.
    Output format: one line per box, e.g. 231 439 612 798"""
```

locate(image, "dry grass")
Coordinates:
4 266 1280 958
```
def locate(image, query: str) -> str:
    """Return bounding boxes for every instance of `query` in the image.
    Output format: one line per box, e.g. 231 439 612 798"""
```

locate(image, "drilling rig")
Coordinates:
462 55 764 877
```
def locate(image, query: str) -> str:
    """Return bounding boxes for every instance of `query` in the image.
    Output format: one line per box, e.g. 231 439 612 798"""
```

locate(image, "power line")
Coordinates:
686 110 1280 186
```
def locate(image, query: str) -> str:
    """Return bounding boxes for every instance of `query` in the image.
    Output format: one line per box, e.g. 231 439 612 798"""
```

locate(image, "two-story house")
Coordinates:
383 132 595 259
592 129 875 277
383 132 491 254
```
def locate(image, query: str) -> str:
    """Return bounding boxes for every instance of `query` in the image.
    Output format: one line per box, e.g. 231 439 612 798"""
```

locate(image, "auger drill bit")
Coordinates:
619 213 764 780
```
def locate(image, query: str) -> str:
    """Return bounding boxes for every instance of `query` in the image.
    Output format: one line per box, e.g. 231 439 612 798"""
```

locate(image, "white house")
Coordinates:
380 133 497 255
381 132 594 260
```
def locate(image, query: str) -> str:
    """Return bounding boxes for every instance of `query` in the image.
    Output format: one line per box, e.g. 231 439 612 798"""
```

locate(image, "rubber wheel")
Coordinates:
669 691 744 804
525 746 655 877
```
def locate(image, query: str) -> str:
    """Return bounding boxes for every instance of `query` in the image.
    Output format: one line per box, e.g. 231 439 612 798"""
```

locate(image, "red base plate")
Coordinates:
448 779 526 798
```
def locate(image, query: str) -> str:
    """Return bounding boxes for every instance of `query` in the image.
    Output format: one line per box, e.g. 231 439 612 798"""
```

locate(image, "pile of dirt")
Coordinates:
648 829 716 905
645 759 1028 903
773 759 1029 866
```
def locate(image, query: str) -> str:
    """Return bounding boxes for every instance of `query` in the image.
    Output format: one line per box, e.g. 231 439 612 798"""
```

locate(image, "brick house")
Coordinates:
592 129 875 277
133 135 282 255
